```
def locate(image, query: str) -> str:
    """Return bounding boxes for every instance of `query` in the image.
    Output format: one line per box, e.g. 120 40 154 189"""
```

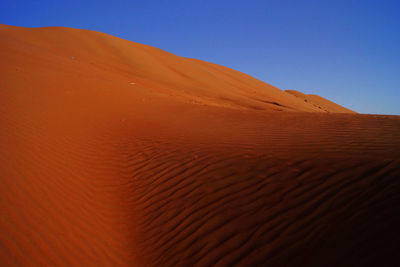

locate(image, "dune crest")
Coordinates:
286 90 355 113
0 24 353 113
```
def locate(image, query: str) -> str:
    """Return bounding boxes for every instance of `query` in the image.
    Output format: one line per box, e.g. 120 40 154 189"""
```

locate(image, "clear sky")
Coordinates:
2 0 399 114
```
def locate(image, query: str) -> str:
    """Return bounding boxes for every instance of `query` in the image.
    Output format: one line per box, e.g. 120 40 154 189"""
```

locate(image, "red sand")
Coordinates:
1 24 400 266
285 90 356 113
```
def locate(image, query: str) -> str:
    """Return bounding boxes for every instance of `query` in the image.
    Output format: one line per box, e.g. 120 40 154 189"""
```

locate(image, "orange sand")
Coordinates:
285 90 355 113
1 24 399 266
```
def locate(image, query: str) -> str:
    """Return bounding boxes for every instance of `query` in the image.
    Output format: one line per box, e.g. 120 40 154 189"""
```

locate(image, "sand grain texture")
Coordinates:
1 24 400 266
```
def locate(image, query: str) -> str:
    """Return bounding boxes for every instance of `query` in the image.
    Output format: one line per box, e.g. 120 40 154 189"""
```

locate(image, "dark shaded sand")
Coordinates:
1 24 399 266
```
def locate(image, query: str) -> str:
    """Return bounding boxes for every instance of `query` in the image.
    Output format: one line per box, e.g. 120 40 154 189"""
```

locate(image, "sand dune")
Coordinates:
0 23 353 113
1 24 400 266
285 90 355 113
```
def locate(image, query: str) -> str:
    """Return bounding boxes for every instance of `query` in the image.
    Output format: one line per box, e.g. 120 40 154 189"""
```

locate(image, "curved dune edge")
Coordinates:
285 90 356 113
1 24 400 266
0 23 354 113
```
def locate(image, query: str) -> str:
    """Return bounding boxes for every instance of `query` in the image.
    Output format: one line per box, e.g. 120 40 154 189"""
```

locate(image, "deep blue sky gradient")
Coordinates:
2 0 399 114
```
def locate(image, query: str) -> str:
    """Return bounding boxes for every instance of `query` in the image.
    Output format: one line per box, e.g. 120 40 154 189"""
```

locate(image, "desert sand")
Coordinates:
1 24 399 266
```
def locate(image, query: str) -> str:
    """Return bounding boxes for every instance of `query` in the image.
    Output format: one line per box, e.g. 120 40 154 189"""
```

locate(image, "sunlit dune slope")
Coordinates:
1 24 400 267
286 90 356 113
0 24 352 112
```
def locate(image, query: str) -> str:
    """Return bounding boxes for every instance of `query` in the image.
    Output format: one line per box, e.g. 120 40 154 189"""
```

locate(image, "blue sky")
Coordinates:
2 0 399 114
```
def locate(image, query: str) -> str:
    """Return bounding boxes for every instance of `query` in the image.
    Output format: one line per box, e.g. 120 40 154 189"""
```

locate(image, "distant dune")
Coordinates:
285 90 355 113
0 24 354 113
1 24 399 266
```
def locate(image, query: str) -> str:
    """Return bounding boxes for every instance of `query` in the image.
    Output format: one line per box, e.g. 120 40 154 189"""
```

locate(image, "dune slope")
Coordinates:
0 24 353 113
1 24 400 266
286 90 356 113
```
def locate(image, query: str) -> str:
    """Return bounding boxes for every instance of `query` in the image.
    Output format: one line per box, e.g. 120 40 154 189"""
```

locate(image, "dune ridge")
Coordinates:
285 90 355 113
0 23 353 113
1 24 400 266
